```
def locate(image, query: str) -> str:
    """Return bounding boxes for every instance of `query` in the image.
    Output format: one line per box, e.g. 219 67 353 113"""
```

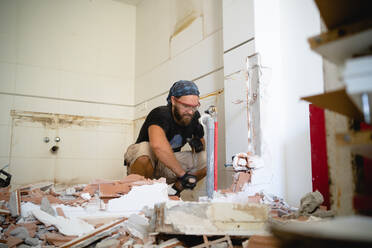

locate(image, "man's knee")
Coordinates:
129 155 154 178
135 155 151 165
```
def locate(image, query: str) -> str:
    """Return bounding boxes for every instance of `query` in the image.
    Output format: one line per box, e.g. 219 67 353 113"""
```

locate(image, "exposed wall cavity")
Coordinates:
11 110 132 129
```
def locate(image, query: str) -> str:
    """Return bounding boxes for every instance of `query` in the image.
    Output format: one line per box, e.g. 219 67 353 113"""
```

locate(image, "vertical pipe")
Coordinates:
214 121 218 191
202 115 215 198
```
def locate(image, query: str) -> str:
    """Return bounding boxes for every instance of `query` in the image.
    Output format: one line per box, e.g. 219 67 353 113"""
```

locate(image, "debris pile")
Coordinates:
0 175 179 247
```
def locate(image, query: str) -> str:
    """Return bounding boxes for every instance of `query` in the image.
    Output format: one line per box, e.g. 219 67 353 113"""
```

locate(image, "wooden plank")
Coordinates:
308 18 372 64
301 89 364 121
314 0 372 30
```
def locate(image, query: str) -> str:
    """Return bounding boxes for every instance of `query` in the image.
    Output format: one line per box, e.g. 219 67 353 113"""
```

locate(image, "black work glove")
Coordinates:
178 173 197 189
188 138 203 153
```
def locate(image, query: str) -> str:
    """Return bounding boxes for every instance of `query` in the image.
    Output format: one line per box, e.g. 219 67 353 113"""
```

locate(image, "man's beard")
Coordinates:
174 106 194 126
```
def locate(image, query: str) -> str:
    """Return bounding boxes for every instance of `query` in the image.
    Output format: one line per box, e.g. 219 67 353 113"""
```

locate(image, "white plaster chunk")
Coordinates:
80 193 91 200
32 209 94 236
123 214 149 240
107 183 169 213
165 210 218 234
21 202 40 218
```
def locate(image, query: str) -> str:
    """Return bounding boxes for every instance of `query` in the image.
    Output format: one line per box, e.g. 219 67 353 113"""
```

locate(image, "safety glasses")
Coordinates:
173 97 200 112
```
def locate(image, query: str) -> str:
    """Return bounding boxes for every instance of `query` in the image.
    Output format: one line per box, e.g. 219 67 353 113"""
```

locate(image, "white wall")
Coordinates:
278 0 323 206
134 0 227 190
0 0 136 185
254 0 324 205
223 0 323 206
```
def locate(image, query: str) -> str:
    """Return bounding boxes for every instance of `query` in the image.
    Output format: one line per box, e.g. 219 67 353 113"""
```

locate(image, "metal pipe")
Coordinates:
202 115 215 199
214 120 218 191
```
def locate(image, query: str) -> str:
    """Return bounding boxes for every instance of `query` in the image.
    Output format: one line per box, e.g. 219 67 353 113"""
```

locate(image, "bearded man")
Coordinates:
124 80 206 194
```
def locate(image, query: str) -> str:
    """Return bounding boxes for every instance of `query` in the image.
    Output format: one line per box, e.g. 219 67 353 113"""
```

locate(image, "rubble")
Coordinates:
0 170 340 247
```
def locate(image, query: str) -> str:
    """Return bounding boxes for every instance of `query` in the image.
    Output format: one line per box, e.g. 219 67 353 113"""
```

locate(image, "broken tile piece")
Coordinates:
123 214 149 240
43 232 78 246
56 207 66 218
6 235 23 247
32 209 94 236
24 237 40 246
41 197 56 216
10 226 29 240
9 190 21 217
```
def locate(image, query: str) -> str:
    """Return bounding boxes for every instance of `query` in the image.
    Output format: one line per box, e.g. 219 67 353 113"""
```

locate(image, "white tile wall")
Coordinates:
170 17 203 58
11 126 53 158
0 94 13 125
0 62 16 92
15 65 60 98
203 0 223 37
55 158 126 184
0 124 11 157
57 128 98 159
13 96 61 114
58 71 100 102
0 34 16 63
135 0 171 77
169 30 223 84
223 42 255 76
222 0 255 51
97 77 134 105
0 0 16 35
96 131 126 160
10 157 55 186
196 69 224 96
135 61 171 105
0 157 9 168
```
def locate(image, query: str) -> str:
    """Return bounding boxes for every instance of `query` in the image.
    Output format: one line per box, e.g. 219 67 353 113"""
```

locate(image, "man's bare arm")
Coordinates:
148 125 186 177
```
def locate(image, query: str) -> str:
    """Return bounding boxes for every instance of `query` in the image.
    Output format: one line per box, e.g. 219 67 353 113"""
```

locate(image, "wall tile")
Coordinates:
203 0 223 37
55 158 126 184
0 124 11 157
0 156 9 168
16 65 60 98
57 128 98 159
0 34 16 63
0 94 13 125
96 131 126 160
97 77 134 105
223 40 255 76
0 0 16 35
58 71 100 102
195 69 224 95
98 39 135 79
0 62 16 92
10 157 55 186
135 60 170 105
95 159 126 180
13 96 61 114
135 0 171 77
170 17 203 58
11 126 54 158
99 104 133 120
17 32 60 69
169 30 223 85
222 0 255 51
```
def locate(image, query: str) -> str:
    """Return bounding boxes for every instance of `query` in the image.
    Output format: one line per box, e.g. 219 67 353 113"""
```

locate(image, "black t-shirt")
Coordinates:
136 105 204 152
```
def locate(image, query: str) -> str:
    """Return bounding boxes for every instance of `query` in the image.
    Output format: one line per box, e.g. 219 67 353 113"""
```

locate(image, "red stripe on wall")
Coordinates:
309 104 330 209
